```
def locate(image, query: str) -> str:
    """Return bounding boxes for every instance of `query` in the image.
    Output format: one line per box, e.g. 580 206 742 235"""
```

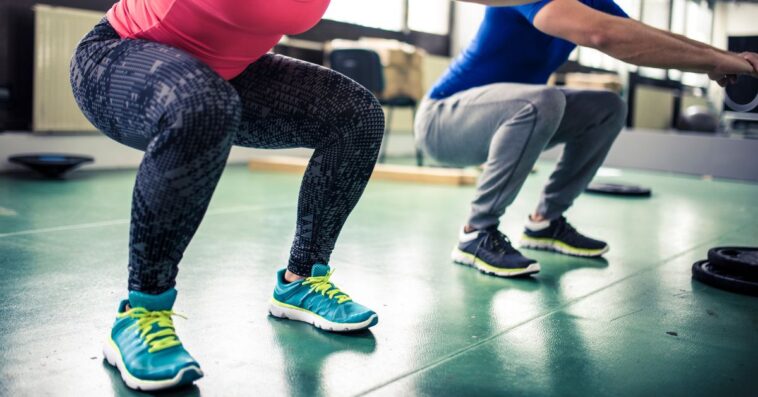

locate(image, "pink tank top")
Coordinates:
107 0 331 79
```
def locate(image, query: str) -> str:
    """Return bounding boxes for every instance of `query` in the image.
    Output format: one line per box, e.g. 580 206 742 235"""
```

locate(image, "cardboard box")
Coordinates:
563 73 623 94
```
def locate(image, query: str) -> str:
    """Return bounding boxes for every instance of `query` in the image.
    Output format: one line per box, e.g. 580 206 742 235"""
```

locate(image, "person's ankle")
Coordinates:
530 213 548 223
463 224 477 234
284 270 306 283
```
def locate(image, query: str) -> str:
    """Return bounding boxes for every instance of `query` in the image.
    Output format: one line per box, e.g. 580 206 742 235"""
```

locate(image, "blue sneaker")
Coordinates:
103 289 203 391
452 226 541 277
269 265 378 332
520 216 609 257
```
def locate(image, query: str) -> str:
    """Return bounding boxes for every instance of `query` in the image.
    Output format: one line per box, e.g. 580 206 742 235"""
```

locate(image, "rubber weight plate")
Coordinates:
692 260 758 297
724 75 758 113
708 247 758 276
585 183 652 197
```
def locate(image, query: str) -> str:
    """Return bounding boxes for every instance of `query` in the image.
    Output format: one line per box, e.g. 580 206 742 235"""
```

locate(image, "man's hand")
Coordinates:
708 73 737 87
741 52 758 77
708 51 755 87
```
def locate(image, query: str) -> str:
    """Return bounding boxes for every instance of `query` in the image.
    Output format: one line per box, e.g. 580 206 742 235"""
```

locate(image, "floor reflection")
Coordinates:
102 360 202 397
410 253 608 394
268 316 377 397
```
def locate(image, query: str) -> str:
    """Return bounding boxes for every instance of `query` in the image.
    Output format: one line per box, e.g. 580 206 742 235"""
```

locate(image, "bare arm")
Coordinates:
456 0 540 6
655 28 746 85
532 0 756 79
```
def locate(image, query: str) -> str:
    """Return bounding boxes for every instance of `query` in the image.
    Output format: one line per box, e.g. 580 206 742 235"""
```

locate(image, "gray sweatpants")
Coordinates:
414 83 626 229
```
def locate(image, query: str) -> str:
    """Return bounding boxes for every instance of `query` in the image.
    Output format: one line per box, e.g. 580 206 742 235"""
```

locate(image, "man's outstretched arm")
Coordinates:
532 0 756 80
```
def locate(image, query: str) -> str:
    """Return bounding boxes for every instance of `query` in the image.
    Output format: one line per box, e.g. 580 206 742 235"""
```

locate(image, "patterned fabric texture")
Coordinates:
70 20 385 293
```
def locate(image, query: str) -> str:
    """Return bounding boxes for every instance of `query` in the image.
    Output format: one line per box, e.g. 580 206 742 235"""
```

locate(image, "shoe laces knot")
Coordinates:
303 269 352 304
481 229 517 254
122 308 185 353
554 217 577 238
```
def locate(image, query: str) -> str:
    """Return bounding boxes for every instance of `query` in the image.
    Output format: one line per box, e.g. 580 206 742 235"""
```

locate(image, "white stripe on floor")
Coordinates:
0 204 294 238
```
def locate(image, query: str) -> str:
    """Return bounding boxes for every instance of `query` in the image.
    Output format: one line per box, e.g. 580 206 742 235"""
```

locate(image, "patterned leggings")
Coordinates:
70 20 385 294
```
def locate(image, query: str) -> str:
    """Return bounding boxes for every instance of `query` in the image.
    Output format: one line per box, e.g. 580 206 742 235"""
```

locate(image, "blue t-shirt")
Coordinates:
429 0 628 99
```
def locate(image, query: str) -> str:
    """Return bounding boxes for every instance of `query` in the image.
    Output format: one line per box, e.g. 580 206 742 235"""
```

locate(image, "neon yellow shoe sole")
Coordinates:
451 248 540 277
519 235 609 257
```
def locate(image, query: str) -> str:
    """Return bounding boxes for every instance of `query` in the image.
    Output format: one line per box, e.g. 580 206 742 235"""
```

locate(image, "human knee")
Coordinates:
344 86 386 145
594 91 627 139
529 88 566 128
516 88 565 143
175 80 241 126
167 79 241 144
606 92 628 129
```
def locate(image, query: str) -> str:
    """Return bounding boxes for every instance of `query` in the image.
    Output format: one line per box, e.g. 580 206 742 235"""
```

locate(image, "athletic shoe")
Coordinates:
103 288 203 391
269 265 378 332
520 216 609 257
451 226 541 277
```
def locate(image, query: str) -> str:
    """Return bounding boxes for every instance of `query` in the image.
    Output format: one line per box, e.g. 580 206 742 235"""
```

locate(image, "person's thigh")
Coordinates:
229 53 381 149
548 88 626 146
71 22 238 151
416 83 562 166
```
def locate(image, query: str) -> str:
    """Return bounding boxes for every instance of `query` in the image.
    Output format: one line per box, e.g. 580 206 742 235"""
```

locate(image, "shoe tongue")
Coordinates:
128 288 177 311
483 225 501 233
483 226 504 238
311 264 331 277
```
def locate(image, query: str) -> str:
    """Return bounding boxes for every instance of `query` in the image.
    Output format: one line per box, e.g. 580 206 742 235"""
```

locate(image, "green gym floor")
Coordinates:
1 161 757 396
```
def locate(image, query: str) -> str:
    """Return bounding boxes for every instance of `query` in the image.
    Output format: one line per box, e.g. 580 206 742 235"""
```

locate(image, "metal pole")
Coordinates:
402 0 410 35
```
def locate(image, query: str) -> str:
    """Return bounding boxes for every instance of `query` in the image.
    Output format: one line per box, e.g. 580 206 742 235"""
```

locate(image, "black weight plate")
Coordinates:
692 260 758 297
708 247 758 276
724 75 758 113
585 183 651 197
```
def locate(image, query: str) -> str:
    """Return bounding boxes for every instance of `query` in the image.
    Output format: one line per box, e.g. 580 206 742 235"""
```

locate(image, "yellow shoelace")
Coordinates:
303 269 352 304
121 308 184 353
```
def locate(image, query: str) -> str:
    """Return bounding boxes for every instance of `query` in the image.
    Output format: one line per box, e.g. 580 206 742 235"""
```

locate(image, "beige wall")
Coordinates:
33 5 103 132
383 54 450 134
633 86 676 130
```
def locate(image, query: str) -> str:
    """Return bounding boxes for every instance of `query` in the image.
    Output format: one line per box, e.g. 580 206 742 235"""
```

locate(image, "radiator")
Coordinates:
33 5 103 132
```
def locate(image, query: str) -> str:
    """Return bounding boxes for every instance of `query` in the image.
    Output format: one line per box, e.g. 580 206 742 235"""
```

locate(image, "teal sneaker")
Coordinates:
269 265 378 332
103 288 203 391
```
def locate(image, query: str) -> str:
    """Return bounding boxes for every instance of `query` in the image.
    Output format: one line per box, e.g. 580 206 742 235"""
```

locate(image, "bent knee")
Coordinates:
519 88 566 137
605 92 628 127
530 87 566 113
167 81 241 141
344 87 386 143
527 88 567 126
591 91 627 137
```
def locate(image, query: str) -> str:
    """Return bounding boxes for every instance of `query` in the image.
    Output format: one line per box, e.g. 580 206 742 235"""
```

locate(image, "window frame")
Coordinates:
294 0 454 57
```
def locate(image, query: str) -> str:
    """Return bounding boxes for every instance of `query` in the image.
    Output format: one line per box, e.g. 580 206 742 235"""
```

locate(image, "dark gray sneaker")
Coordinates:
520 216 609 257
451 227 540 277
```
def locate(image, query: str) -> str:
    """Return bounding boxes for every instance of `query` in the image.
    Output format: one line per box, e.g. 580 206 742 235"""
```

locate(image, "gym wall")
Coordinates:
0 0 114 131
0 0 452 132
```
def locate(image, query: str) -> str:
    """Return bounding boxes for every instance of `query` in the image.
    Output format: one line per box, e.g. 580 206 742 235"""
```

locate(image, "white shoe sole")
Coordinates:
269 299 378 332
451 248 541 277
103 337 203 391
520 236 609 257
